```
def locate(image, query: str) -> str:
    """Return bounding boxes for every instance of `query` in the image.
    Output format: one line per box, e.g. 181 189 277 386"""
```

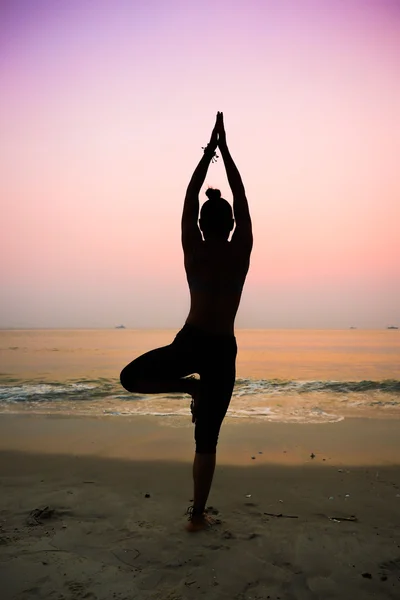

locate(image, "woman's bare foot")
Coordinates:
190 398 197 424
185 512 219 532
189 379 200 424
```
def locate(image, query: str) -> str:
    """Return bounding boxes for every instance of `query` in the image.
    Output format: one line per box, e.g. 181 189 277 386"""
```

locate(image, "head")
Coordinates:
199 188 234 241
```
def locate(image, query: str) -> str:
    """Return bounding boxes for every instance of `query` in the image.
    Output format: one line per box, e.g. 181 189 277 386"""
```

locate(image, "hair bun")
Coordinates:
205 188 221 200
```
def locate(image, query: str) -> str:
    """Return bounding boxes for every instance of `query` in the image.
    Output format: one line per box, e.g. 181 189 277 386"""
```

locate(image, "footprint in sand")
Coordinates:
65 581 96 599
379 556 400 577
111 547 141 567
222 530 236 539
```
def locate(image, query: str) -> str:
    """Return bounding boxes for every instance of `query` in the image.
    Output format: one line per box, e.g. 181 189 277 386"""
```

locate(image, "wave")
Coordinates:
234 378 400 395
0 379 126 404
0 377 399 405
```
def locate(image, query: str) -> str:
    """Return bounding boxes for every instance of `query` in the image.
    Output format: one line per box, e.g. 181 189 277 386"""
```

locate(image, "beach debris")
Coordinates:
362 572 372 579
329 496 334 500
310 453 315 459
338 469 343 473
258 451 263 454
329 516 358 523
144 493 150 498
245 494 252 498
264 512 298 519
27 506 55 525
345 494 350 498
278 499 283 503
251 456 256 460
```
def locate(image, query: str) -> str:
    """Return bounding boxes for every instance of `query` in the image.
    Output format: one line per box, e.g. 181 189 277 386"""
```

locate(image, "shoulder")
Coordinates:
230 223 253 255
183 239 204 262
181 225 203 253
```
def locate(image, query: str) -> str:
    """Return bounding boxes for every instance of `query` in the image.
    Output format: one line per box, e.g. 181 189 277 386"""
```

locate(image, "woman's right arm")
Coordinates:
217 113 252 249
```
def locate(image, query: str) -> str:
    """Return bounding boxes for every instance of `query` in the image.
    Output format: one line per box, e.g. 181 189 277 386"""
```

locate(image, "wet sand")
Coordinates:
1 414 400 599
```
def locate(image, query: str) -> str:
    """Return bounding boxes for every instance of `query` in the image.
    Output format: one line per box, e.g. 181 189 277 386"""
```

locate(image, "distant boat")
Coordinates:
349 326 357 329
387 325 399 330
115 325 126 329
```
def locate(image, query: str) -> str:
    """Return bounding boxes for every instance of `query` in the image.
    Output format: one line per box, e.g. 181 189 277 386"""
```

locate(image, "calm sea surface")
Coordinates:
0 329 399 423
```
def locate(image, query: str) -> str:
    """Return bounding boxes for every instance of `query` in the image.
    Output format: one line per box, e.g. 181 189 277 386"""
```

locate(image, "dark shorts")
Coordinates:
120 324 237 453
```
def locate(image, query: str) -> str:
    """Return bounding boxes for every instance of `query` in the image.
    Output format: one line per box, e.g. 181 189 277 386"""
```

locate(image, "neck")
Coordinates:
204 237 228 244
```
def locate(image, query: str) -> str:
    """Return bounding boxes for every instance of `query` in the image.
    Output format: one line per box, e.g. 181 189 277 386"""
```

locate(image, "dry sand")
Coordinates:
1 414 400 600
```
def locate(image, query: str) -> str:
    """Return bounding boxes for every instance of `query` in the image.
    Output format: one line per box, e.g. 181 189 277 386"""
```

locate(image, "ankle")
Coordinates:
187 505 205 521
185 377 200 397
193 505 205 517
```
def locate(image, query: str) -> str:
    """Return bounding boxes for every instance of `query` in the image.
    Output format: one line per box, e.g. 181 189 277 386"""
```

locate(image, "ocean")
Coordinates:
0 329 399 424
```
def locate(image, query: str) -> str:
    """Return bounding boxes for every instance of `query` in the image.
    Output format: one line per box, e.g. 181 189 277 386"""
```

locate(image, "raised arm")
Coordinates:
181 117 218 251
216 112 252 248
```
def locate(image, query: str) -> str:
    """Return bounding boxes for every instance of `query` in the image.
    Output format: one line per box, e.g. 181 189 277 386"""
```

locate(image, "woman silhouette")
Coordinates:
120 112 253 531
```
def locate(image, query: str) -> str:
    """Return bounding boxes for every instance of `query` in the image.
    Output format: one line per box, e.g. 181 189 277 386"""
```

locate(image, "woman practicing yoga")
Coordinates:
120 112 253 531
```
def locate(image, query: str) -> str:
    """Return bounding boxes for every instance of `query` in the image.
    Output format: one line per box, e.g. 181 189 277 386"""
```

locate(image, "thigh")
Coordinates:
194 340 237 451
121 341 196 383
199 353 236 418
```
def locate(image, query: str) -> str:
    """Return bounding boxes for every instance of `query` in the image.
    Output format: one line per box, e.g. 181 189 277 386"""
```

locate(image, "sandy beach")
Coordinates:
1 415 400 600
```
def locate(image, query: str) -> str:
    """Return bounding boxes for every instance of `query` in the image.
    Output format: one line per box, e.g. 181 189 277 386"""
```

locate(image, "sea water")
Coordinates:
0 329 399 424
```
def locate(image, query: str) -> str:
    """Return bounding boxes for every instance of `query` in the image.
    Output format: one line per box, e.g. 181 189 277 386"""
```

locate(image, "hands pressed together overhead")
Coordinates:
209 111 226 150
215 111 226 147
185 109 250 230
203 112 227 161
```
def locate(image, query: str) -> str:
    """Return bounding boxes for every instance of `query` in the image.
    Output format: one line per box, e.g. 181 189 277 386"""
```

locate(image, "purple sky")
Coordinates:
1 0 399 328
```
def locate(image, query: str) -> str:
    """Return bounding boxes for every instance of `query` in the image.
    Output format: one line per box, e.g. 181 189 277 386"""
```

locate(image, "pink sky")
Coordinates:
1 0 399 328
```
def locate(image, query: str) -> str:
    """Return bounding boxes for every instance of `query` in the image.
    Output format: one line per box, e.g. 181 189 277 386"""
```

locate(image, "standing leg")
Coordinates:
186 338 237 532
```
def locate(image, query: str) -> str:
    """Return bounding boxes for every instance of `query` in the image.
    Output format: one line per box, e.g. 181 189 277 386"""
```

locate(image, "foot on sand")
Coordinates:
190 399 197 424
189 382 200 424
185 507 220 532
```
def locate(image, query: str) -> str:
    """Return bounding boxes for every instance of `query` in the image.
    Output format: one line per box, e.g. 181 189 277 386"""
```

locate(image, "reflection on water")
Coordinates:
1 329 399 423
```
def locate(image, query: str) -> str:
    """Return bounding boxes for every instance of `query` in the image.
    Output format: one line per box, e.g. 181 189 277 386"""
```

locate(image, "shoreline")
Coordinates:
1 412 400 466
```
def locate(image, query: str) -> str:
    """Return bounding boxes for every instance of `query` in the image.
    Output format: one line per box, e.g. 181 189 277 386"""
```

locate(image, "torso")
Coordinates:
184 240 251 335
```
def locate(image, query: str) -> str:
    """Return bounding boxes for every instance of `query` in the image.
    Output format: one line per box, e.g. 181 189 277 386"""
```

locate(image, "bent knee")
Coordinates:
120 365 139 393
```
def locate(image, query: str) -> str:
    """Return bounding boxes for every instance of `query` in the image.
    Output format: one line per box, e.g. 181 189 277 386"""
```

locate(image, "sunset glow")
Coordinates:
1 0 399 327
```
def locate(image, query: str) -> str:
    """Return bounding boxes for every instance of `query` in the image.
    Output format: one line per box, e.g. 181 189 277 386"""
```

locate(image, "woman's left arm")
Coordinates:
181 118 218 250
